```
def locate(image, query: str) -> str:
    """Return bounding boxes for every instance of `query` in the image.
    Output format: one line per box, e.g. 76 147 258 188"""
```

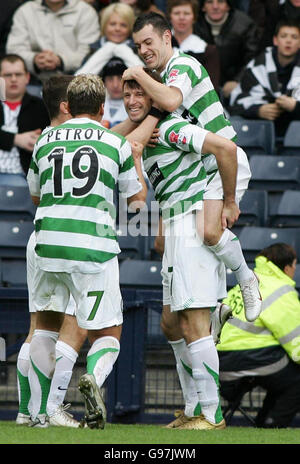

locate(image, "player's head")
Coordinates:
42 75 74 122
101 58 127 99
67 74 106 117
123 68 162 123
132 13 173 72
257 242 297 278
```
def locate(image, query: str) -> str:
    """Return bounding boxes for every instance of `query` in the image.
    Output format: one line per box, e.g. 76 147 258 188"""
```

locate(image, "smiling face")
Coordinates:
105 12 131 43
133 24 173 72
170 4 195 36
274 26 300 59
123 82 152 123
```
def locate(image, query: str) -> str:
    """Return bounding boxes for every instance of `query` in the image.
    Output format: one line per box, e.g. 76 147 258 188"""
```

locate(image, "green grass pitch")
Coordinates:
0 422 299 445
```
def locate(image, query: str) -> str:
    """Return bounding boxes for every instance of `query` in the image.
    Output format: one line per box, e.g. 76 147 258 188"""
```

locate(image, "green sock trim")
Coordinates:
193 402 202 416
203 362 223 424
17 368 31 415
30 358 52 415
87 348 119 375
181 359 193 377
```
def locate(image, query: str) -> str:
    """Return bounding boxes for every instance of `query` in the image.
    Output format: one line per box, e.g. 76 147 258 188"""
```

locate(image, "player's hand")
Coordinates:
221 200 240 230
122 66 144 81
130 140 144 160
147 128 160 147
14 129 41 151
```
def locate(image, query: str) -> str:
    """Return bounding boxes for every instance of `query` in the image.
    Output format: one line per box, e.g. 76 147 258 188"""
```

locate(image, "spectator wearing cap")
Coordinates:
75 3 143 76
101 58 128 128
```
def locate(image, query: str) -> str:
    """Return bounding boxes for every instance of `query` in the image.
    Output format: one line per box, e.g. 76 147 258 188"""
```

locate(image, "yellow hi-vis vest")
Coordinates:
217 256 300 379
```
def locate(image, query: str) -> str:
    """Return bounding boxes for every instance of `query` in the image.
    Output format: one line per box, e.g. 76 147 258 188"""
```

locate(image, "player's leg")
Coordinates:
16 313 36 425
28 270 68 427
47 307 88 427
69 258 123 429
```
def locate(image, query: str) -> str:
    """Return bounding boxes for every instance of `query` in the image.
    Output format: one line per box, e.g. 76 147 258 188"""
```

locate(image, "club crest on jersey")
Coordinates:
169 130 187 145
168 68 179 83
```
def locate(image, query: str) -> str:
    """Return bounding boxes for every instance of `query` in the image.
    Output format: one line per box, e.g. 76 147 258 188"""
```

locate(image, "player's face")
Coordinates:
133 25 172 72
0 59 30 101
274 26 300 58
123 83 152 123
104 75 123 99
170 4 194 36
202 0 230 23
105 13 131 43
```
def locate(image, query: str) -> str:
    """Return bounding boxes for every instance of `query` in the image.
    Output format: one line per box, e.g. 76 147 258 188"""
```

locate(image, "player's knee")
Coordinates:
203 226 221 246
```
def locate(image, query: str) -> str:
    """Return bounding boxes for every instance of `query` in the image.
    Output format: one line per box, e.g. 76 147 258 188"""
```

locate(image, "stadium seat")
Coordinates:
269 191 300 227
280 121 300 156
0 185 36 221
0 221 34 259
231 119 276 155
1 260 27 287
119 259 162 289
144 235 163 261
236 190 268 228
117 232 145 261
238 226 300 264
248 155 300 192
0 173 28 187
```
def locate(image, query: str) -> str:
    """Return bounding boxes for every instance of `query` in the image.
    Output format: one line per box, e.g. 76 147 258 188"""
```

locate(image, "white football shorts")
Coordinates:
26 232 76 315
32 256 123 330
204 146 251 202
161 212 227 311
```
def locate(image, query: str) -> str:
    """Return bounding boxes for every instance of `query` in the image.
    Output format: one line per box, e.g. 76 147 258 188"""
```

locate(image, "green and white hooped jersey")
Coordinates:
161 50 237 173
27 117 142 273
143 114 208 222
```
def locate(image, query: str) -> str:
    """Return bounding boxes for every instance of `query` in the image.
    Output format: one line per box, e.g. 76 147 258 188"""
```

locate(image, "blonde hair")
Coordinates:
100 3 136 37
67 74 106 116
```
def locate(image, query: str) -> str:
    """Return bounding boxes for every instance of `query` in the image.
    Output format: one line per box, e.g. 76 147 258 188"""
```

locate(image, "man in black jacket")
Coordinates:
194 0 258 101
0 54 49 176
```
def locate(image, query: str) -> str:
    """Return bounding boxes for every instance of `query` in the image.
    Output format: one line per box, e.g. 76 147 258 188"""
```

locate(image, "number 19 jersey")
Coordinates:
27 117 142 274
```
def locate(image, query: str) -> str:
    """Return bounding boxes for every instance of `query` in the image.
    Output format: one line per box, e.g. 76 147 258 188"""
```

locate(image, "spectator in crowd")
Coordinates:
229 18 300 139
113 0 166 17
6 0 100 86
0 54 49 178
0 0 21 59
82 0 110 12
218 243 300 428
75 3 143 76
101 58 129 128
247 1 281 53
167 0 220 90
194 0 259 101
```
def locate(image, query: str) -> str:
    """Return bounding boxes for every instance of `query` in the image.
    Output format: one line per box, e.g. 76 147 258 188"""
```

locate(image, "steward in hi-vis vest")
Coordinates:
217 243 300 428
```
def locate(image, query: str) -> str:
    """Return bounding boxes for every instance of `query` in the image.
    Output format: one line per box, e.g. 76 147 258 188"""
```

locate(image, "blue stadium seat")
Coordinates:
231 119 276 155
0 173 28 187
269 191 300 227
0 221 34 258
117 233 145 261
119 259 162 289
0 185 36 221
280 121 300 156
236 190 268 228
1 260 27 288
248 156 300 191
238 226 300 264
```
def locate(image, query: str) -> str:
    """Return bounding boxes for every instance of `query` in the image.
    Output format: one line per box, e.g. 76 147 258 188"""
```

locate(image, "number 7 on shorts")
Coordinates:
87 291 104 321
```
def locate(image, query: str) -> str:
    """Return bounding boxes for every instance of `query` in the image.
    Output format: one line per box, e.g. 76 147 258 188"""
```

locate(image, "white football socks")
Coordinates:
208 229 253 283
46 340 78 416
187 335 223 424
169 338 200 417
28 329 59 419
86 336 120 388
17 342 31 415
